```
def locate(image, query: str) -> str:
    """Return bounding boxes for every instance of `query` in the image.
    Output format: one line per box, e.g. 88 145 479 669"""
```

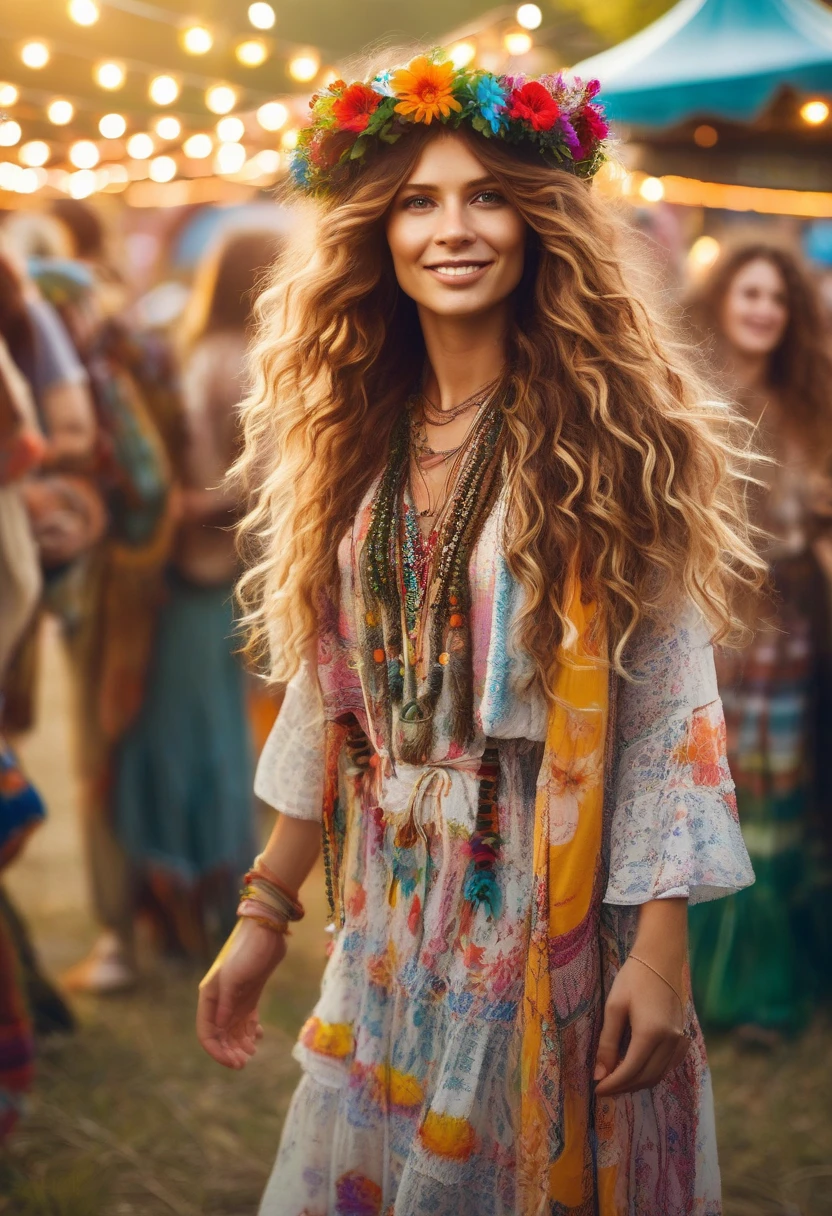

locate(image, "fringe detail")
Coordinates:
462 747 503 920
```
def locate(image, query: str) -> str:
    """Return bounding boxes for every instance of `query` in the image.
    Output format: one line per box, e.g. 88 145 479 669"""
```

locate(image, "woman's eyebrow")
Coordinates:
401 175 500 192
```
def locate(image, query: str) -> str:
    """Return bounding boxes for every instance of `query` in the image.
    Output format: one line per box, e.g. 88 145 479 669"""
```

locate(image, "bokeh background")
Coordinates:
1 2 832 1214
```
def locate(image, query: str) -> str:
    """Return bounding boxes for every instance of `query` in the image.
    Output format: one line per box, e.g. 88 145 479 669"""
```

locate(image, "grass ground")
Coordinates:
2 627 831 1215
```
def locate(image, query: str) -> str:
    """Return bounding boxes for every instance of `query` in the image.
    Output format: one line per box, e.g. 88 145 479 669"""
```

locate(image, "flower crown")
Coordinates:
290 51 611 195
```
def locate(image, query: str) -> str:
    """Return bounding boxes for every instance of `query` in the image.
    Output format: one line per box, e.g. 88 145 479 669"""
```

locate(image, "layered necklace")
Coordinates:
361 377 507 765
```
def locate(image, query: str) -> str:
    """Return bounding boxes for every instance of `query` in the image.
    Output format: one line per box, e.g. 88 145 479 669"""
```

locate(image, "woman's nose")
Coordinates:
433 199 475 245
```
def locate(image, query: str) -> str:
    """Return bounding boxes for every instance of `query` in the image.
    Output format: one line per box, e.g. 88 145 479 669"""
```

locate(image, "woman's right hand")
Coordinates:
196 918 287 1069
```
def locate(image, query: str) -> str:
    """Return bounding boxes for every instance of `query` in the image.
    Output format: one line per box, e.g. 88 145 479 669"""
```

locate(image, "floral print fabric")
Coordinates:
254 484 753 1215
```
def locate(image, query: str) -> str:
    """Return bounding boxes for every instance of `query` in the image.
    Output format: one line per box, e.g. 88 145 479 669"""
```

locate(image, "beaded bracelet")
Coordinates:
249 854 301 904
240 876 304 923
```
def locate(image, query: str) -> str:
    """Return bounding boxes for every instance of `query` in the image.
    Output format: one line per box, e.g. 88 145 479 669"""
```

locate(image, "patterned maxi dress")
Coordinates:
255 481 754 1216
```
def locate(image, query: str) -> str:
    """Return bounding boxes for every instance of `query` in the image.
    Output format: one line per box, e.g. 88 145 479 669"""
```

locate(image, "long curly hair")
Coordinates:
686 242 832 456
235 125 763 696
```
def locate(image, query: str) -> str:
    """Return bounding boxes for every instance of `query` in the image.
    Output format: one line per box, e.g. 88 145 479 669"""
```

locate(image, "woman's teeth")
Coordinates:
431 264 484 276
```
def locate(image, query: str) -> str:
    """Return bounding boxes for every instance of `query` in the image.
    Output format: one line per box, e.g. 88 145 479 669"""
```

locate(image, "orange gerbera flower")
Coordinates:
392 56 462 125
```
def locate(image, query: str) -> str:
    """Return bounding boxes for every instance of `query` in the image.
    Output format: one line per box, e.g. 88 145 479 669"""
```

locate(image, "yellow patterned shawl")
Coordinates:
520 579 613 1216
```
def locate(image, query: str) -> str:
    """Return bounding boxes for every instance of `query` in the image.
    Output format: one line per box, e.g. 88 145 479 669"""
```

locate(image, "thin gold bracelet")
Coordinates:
627 952 685 1013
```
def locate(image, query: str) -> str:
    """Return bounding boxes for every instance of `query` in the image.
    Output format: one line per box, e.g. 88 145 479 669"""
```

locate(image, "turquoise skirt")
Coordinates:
114 573 254 895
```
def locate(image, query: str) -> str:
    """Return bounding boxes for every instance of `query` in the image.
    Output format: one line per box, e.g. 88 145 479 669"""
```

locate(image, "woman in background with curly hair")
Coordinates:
196 55 761 1215
687 244 832 1041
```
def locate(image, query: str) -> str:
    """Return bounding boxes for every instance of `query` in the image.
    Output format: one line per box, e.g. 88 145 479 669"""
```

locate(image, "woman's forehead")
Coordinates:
405 132 490 187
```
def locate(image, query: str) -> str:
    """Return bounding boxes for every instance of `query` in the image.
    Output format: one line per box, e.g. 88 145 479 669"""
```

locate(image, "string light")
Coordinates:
688 235 721 269
0 122 22 148
288 53 319 82
0 164 22 191
215 142 246 174
800 99 830 125
217 116 245 142
69 168 96 198
694 124 718 148
154 116 181 140
149 75 180 106
68 0 100 25
253 149 280 174
236 40 268 67
449 42 477 69
21 42 50 70
0 85 19 107
205 85 237 114
639 176 665 202
99 113 126 138
47 99 74 125
126 132 154 159
181 25 213 55
20 140 50 167
248 3 275 30
95 61 126 90
280 127 299 150
256 101 288 131
69 139 100 169
503 30 533 55
516 4 542 30
183 132 212 158
149 154 176 182
17 168 43 194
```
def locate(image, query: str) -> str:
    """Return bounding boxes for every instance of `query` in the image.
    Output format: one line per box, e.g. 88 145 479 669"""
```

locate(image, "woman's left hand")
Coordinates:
593 956 690 1097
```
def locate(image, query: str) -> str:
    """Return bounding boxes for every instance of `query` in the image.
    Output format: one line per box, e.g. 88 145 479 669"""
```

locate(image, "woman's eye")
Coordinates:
404 196 432 210
474 190 504 205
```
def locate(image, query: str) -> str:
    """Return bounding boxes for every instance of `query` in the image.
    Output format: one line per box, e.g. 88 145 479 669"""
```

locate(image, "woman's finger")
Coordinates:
594 998 628 1082
600 1031 685 1096
595 1029 674 1097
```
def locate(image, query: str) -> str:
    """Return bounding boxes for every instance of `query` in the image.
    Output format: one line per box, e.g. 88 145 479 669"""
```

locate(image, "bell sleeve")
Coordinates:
604 601 754 906
253 659 326 821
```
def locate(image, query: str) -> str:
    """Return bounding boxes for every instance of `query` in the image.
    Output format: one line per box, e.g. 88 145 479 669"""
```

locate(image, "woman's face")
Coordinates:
721 257 789 358
385 133 527 321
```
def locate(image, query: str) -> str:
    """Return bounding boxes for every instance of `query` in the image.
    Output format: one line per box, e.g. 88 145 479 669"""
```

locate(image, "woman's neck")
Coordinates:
418 305 508 411
726 347 771 397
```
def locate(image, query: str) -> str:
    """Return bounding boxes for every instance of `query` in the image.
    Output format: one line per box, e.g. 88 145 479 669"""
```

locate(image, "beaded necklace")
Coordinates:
360 389 506 765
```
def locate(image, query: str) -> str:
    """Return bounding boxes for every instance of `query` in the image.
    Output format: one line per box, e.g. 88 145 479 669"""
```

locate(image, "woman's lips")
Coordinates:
424 262 493 286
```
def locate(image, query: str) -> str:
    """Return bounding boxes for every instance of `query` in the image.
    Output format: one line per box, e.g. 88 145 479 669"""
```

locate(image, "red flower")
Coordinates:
332 82 382 133
574 103 609 159
308 128 353 170
508 81 560 132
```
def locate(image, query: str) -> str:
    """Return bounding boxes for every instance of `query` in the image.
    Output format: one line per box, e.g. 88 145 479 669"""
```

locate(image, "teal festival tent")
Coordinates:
571 0 832 127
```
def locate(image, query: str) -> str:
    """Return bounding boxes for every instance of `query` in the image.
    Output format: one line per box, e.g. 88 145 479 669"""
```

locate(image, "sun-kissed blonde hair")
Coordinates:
234 124 764 698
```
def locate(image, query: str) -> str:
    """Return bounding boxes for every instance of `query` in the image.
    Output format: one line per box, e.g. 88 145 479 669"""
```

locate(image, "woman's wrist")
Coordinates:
631 896 689 989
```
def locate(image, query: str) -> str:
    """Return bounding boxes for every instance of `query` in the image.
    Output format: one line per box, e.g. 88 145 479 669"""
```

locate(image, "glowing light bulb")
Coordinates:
154 116 181 141
0 84 19 108
0 121 22 148
17 167 42 194
69 139 99 169
69 168 96 198
205 85 237 115
183 133 212 158
449 42 476 70
149 155 176 183
95 61 126 90
48 99 74 125
800 99 830 126
20 140 50 167
516 4 542 30
689 235 721 269
236 39 268 67
217 116 245 143
126 132 154 159
0 164 22 191
256 101 288 131
693 124 718 148
149 75 180 106
639 176 665 203
280 127 299 150
215 142 246 174
288 53 319 83
68 0 100 25
248 3 275 30
253 149 280 174
99 113 126 139
21 42 50 70
182 25 213 55
504 31 533 56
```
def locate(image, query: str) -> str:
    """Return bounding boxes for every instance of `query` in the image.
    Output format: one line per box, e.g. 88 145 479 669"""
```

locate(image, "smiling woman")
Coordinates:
196 51 764 1216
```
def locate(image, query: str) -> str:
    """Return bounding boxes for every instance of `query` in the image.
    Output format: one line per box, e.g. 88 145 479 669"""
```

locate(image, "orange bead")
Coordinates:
365 611 378 627
449 614 463 628
438 652 450 665
449 594 458 606
373 648 385 663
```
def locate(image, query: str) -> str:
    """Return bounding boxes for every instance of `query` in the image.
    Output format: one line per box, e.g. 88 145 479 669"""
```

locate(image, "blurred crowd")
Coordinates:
1 195 832 1142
